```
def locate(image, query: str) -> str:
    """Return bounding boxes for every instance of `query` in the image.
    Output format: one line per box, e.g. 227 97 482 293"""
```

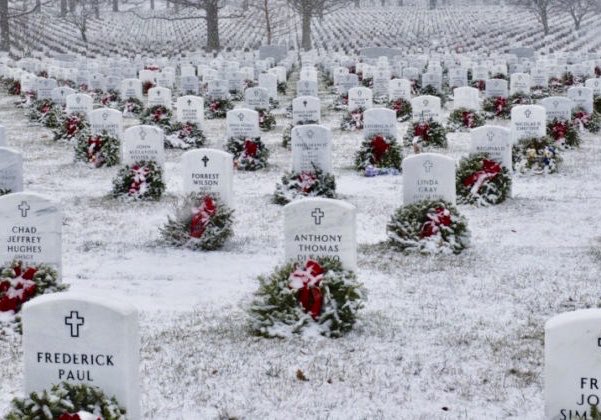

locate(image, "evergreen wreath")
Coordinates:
225 136 270 171
5 382 126 420
361 76 374 88
74 131 120 168
249 257 365 338
456 153 511 206
164 122 207 149
594 96 601 114
119 97 144 118
258 108 276 131
387 199 470 254
243 79 257 90
572 107 601 133
483 96 510 120
281 120 319 148
471 79 486 91
530 85 549 101
354 134 403 172
340 107 365 131
273 164 337 205
418 85 446 106
53 113 89 142
402 119 448 150
0 188 12 196
561 71 581 87
508 92 533 108
548 77 565 95
142 80 155 95
446 108 486 132
28 99 61 128
512 136 561 175
387 98 412 122
331 94 348 112
547 119 580 149
59 79 76 90
160 194 234 251
7 79 21 96
205 98 233 119
112 160 165 200
139 105 173 130
97 90 121 109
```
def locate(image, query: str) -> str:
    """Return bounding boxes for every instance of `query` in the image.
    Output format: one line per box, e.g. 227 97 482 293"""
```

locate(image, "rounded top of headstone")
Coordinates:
23 292 137 316
545 308 601 330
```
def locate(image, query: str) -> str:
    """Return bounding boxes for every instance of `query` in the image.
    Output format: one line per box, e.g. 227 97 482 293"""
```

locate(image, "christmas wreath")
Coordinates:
112 160 165 200
387 98 412 122
53 113 89 142
402 120 448 150
205 98 233 119
508 92 533 107
225 136 270 171
97 90 121 109
243 79 256 90
387 199 470 254
139 105 173 130
361 77 374 88
512 136 561 175
572 108 601 133
75 131 120 167
456 153 511 206
79 84 89 93
548 77 565 95
547 119 580 149
160 194 234 251
447 108 486 132
5 382 126 420
119 98 144 118
27 99 61 128
331 94 348 112
0 260 66 334
281 120 318 148
354 134 403 173
7 79 21 96
258 108 276 131
530 85 549 101
59 79 76 89
249 257 365 338
561 71 581 87
273 164 337 205
483 96 510 120
164 122 206 149
595 96 601 114
471 79 486 91
142 80 155 95
340 107 365 131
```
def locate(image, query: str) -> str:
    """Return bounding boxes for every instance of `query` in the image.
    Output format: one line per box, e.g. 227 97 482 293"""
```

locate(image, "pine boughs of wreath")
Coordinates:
387 199 470 254
331 94 348 112
354 134 402 171
206 98 233 119
281 120 318 148
258 108 276 131
112 160 165 200
483 96 510 120
530 86 549 101
120 97 144 117
53 112 89 142
273 164 337 205
456 153 511 206
139 105 173 130
0 188 12 196
142 80 155 95
388 98 412 122
7 79 21 96
361 77 374 88
447 108 486 132
160 194 234 251
512 136 561 175
164 122 207 149
225 136 270 171
5 382 126 420
340 107 365 131
75 131 120 167
594 96 601 115
547 119 580 149
402 120 448 150
471 80 486 91
28 99 61 128
419 85 446 107
97 90 121 108
508 93 533 109
277 81 287 95
249 257 365 338
491 73 508 81
572 108 601 133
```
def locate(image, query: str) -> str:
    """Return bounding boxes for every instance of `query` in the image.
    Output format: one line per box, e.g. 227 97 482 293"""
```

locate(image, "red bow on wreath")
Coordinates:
40 104 51 114
414 123 430 141
244 139 258 157
420 207 452 238
573 111 590 131
462 111 475 128
190 196 217 238
65 116 80 136
128 165 150 194
152 107 165 122
87 136 102 161
392 99 404 112
494 97 507 116
298 171 317 193
0 266 38 312
58 413 81 420
288 260 324 320
210 101 220 112
371 135 390 163
463 159 501 192
550 121 569 141
179 123 193 139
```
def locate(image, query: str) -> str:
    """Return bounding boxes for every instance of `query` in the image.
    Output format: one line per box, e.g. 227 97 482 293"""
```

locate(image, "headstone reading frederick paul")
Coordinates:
291 125 332 174
89 108 123 138
402 153 456 205
539 97 574 122
470 126 512 169
363 108 397 139
292 96 320 124
511 105 546 142
411 95 442 122
283 198 357 270
545 309 601 420
22 293 140 419
176 96 204 126
181 149 234 206
122 125 165 166
226 109 260 139
0 192 62 274
0 147 23 194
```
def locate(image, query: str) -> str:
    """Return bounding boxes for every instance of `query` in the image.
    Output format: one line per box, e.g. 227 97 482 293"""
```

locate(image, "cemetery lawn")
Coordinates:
1 93 600 419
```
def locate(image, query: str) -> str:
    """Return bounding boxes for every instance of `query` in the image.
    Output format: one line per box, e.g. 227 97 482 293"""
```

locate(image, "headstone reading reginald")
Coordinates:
181 149 234 206
283 198 357 270
470 126 512 169
402 153 456 205
22 293 140 419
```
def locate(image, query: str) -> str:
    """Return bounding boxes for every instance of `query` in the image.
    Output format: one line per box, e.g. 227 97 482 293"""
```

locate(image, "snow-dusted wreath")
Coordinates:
5 382 126 420
446 108 485 132
512 136 561 175
96 90 121 109
387 199 470 254
160 194 234 251
572 107 601 133
594 96 601 115
354 134 403 173
75 131 120 168
54 113 89 142
164 122 207 150
456 153 511 206
547 119 580 149
387 98 412 122
139 105 173 130
119 98 144 118
340 107 365 131
273 164 337 205
258 108 276 131
112 160 165 200
402 120 448 150
249 257 365 338
225 136 270 171
483 96 510 120
205 98 233 119
27 99 61 128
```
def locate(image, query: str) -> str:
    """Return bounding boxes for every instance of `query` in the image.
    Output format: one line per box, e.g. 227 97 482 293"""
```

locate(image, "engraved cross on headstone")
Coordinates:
201 155 210 167
311 208 325 225
18 201 30 217
423 160 433 173
65 311 85 338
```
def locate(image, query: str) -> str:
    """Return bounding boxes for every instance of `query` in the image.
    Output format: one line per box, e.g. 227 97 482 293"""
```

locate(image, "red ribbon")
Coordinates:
494 97 507 116
463 159 501 190
210 101 220 111
462 111 475 128
58 414 85 420
152 108 165 122
0 265 38 312
420 208 452 238
128 165 150 195
65 116 80 136
288 260 324 320
244 139 258 157
298 172 317 193
371 135 390 163
190 196 217 238
179 123 194 139
414 123 430 141
550 121 569 141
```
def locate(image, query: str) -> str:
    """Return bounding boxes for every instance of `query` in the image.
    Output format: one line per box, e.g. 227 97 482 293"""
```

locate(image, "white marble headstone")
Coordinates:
292 96 320 124
258 73 278 99
291 125 332 174
348 87 373 112
89 108 123 138
65 93 93 117
402 153 456 205
0 124 5 147
567 87 594 114
470 126 512 169
511 105 547 142
244 87 270 110
411 95 442 122
182 149 233 206
0 147 23 193
363 108 397 139
296 80 318 97
176 96 204 126
453 87 480 111
540 97 574 122
226 109 260 138
122 125 165 166
147 87 172 110
388 79 412 101
120 79 143 101
485 79 509 98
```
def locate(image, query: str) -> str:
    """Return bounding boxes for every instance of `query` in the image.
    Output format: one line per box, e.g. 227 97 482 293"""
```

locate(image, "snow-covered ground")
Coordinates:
1 78 601 418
